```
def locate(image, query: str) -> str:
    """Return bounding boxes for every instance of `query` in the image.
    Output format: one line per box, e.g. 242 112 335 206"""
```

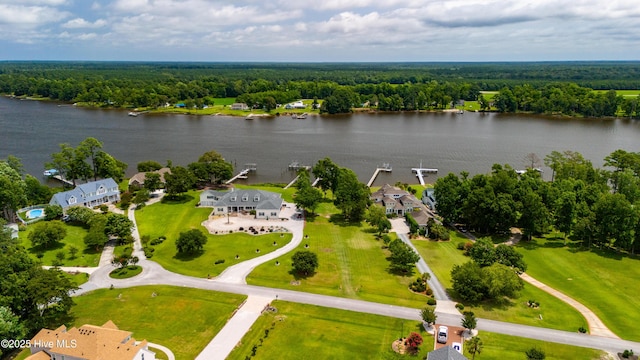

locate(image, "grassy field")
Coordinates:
464 331 605 360
135 189 292 277
516 236 640 340
248 210 427 308
109 265 143 279
412 233 587 332
228 301 433 360
594 89 640 97
18 222 101 267
149 98 320 117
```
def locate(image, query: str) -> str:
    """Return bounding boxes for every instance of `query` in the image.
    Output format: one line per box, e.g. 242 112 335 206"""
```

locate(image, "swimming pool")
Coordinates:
26 208 45 219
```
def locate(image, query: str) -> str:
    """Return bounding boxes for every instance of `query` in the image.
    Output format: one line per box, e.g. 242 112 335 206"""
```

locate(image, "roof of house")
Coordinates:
128 167 171 185
411 210 430 226
426 346 468 360
201 188 283 209
27 321 148 360
50 178 119 207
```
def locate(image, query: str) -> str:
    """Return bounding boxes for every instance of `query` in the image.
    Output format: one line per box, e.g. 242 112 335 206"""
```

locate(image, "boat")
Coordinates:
128 111 139 117
457 110 464 114
294 113 308 119
245 114 254 120
43 169 59 177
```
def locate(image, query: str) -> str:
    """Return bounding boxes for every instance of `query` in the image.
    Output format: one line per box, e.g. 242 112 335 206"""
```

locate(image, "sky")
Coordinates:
1 0 639 62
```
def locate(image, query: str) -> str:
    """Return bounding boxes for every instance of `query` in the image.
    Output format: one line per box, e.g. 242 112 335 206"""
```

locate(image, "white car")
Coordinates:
437 325 448 344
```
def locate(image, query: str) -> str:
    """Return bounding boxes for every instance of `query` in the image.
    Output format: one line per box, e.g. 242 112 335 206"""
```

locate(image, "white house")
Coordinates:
200 188 283 219
284 100 306 109
27 320 156 360
49 178 120 210
230 103 249 110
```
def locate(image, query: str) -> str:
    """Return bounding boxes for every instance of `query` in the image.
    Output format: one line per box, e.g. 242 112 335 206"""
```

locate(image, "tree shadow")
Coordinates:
304 212 319 223
161 194 195 205
288 268 316 280
28 241 65 254
328 213 362 227
173 250 205 261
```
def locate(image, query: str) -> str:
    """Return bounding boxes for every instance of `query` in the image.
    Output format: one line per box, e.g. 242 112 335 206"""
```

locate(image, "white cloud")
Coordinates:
0 4 68 27
63 18 107 29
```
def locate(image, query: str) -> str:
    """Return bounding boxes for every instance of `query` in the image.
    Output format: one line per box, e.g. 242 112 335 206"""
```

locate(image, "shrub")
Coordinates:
525 347 546 360
463 241 474 255
99 204 109 213
215 259 225 265
455 303 465 311
404 332 423 355
141 235 151 245
426 288 433 296
622 349 634 358
427 298 437 306
457 242 466 250
578 326 587 333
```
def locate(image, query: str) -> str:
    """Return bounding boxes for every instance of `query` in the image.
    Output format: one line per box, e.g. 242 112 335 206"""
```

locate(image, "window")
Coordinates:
271 212 277 216
242 195 248 202
97 186 106 195
218 208 225 212
68 196 76 205
254 195 260 201
207 196 214 199
230 196 237 202
258 212 265 216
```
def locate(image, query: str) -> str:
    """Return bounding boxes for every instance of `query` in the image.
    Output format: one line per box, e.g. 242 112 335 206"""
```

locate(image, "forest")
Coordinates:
433 149 640 254
0 61 639 118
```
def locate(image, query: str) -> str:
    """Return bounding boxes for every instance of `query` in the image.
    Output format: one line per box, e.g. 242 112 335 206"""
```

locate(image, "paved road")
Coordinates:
78 261 640 354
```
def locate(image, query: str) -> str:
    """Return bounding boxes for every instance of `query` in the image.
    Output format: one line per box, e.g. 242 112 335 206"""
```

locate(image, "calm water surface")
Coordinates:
1 96 639 185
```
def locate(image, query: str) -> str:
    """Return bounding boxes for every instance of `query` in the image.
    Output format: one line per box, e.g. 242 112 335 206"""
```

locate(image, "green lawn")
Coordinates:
228 301 433 360
248 212 427 308
135 189 292 277
516 236 640 341
465 331 605 360
412 233 587 332
18 222 101 267
71 286 245 360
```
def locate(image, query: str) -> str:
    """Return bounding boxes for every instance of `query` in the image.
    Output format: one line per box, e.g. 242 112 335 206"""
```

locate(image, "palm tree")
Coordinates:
461 311 477 336
466 336 483 360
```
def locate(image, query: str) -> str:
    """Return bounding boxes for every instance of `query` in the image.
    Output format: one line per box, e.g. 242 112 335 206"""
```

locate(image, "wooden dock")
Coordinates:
225 164 256 184
411 167 438 186
284 174 300 189
51 175 74 186
366 163 392 187
288 161 311 171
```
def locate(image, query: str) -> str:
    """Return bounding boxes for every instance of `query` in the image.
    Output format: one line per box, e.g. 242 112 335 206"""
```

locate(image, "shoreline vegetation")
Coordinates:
1 62 639 119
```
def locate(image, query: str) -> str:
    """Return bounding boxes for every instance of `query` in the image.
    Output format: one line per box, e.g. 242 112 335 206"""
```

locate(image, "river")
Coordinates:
1 96 639 186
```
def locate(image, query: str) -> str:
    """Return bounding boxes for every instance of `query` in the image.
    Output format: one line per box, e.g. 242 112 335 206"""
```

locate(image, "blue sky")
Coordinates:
1 0 639 62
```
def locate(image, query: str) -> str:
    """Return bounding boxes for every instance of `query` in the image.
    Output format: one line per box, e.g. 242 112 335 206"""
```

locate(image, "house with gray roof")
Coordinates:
49 178 120 210
426 346 468 360
371 184 421 216
200 188 283 219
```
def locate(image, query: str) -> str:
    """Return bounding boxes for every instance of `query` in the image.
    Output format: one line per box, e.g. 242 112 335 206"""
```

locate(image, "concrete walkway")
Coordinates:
42 266 99 275
520 273 619 339
147 342 175 360
195 296 273 360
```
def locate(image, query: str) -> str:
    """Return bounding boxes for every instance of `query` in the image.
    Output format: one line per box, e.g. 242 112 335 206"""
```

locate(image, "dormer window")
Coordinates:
254 195 260 201
68 196 76 205
230 196 237 202
97 186 106 195
242 195 248 202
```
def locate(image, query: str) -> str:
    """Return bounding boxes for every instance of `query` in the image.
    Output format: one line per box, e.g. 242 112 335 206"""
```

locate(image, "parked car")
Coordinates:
437 326 449 344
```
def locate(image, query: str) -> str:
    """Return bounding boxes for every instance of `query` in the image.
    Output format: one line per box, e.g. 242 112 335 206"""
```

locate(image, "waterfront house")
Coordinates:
371 184 420 216
200 188 283 219
128 167 171 189
27 320 156 360
426 346 468 360
284 100 306 109
49 178 120 210
230 103 249 110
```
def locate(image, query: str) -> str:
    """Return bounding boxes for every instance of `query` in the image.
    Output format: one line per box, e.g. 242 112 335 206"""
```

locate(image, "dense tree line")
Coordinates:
434 149 640 253
0 222 77 355
493 84 639 117
2 62 639 117
1 157 52 221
